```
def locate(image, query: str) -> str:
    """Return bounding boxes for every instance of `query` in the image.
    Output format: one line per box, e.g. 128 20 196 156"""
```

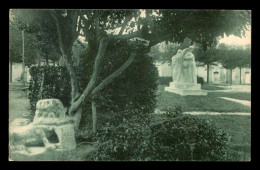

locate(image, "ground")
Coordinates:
8 89 96 161
156 84 251 161
9 83 251 161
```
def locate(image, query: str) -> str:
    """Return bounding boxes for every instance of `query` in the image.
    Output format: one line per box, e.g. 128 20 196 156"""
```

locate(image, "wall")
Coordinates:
9 62 31 83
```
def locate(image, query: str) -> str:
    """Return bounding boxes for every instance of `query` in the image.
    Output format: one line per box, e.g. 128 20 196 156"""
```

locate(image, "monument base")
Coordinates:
165 82 207 96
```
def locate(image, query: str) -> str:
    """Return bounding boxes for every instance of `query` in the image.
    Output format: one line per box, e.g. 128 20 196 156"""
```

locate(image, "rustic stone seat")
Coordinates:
9 99 76 155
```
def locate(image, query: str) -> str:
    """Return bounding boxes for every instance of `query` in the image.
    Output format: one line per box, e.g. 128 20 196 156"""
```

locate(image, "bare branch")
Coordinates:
111 30 142 40
95 13 101 39
91 52 136 96
69 38 109 114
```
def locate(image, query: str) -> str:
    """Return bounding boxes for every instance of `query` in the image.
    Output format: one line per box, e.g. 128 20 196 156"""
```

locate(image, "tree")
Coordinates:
9 16 39 84
11 9 251 133
193 42 222 84
236 45 251 84
148 41 180 63
219 43 251 84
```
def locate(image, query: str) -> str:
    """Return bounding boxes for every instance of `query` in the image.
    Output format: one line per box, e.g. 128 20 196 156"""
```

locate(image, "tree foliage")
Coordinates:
9 17 37 66
218 43 251 70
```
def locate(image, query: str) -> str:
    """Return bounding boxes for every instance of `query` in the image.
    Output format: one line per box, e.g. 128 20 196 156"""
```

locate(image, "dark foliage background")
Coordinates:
28 66 74 119
78 39 158 128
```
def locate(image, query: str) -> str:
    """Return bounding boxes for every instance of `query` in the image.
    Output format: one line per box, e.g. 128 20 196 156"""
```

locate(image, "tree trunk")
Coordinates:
39 73 45 100
207 64 209 84
22 30 25 87
73 107 82 132
10 61 12 83
37 52 41 66
46 55 49 65
239 67 242 84
92 100 97 134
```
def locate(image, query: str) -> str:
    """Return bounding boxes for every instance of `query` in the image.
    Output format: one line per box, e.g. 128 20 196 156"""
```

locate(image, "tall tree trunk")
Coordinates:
239 67 242 84
37 52 41 66
92 100 97 134
22 30 25 87
46 56 49 65
39 73 44 100
10 61 12 83
207 64 209 84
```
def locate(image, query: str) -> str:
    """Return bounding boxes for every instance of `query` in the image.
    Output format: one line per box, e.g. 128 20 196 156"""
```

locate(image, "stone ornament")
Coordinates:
9 99 76 156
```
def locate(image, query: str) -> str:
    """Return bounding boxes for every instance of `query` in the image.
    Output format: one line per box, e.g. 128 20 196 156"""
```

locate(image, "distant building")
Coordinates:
155 61 251 85
9 60 57 83
9 62 31 83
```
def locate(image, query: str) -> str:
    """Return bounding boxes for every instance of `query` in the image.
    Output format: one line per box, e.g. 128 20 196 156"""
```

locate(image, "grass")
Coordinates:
9 144 96 161
207 92 251 101
151 113 251 161
196 115 251 161
201 84 226 90
156 91 251 113
9 91 31 124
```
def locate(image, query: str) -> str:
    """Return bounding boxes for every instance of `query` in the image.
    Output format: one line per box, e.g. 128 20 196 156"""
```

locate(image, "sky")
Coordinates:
218 26 251 47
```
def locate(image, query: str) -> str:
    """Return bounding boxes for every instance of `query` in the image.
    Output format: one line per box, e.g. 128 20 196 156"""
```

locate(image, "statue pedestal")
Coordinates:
165 82 207 96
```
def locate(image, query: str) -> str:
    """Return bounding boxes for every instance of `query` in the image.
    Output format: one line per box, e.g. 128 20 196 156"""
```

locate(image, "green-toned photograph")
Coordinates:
9 9 251 161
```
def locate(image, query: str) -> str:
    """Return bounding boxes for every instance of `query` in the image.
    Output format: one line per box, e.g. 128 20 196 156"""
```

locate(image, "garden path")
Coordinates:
220 97 251 107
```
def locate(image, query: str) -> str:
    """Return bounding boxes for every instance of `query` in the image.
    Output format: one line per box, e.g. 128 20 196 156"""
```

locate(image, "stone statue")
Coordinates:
165 46 207 96
9 99 76 156
172 46 197 84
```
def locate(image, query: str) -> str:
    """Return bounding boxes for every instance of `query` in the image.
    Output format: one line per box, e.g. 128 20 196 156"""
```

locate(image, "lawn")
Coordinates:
156 91 251 113
9 88 251 161
195 115 251 161
151 114 251 161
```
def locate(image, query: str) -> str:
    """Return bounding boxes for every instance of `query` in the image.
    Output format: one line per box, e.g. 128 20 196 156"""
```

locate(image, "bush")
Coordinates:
158 76 172 86
86 107 229 161
149 111 229 161
197 76 205 85
85 104 153 161
28 65 80 119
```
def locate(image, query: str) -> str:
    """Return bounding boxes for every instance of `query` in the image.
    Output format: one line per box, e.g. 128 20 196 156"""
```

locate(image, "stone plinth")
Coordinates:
165 82 207 96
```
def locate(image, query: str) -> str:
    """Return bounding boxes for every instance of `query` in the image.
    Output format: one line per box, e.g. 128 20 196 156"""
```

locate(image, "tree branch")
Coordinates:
50 10 80 102
69 38 109 114
95 13 101 39
111 30 142 40
90 52 136 96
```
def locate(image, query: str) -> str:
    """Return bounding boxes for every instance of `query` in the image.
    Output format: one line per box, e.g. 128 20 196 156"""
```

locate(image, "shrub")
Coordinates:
86 106 229 161
158 76 173 86
197 76 205 85
28 65 79 119
149 112 229 161
85 104 153 161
